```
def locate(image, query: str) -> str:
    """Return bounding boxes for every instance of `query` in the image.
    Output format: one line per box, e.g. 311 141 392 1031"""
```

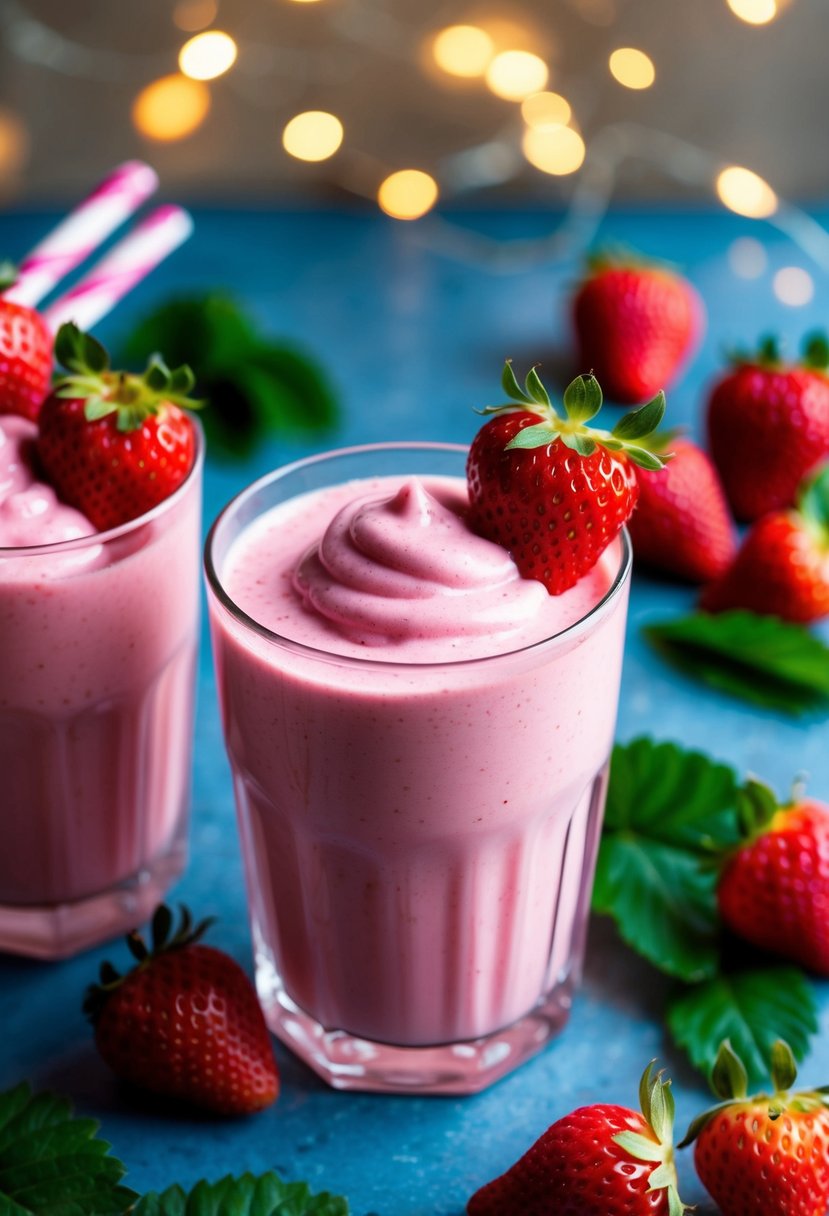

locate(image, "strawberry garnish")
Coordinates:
466 362 669 594
84 905 279 1117
700 462 829 622
0 261 53 421
38 322 202 531
681 1040 829 1216
707 332 829 521
467 1060 689 1216
572 251 703 404
716 777 829 975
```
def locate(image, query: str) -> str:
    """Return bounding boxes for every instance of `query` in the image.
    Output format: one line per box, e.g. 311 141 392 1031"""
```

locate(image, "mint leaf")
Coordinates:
644 611 829 715
134 1173 349 1216
0 1083 136 1215
666 968 819 1090
592 738 738 982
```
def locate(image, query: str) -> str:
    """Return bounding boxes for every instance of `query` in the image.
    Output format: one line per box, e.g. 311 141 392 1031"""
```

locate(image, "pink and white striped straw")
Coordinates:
3 161 159 309
42 205 194 333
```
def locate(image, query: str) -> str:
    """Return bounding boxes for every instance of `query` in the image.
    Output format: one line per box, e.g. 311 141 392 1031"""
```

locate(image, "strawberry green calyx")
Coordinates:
613 1062 690 1216
681 1039 829 1147
54 321 203 433
82 904 214 1024
0 261 18 292
480 362 669 470
797 462 829 547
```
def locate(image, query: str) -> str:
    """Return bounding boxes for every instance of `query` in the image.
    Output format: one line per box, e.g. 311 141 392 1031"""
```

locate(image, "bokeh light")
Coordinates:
0 108 29 180
728 236 768 278
378 170 439 220
173 0 218 32
522 125 586 175
773 266 814 306
432 25 494 78
282 111 344 161
726 0 778 24
716 165 778 217
132 75 211 142
609 47 656 89
521 91 572 130
179 31 238 81
485 51 549 101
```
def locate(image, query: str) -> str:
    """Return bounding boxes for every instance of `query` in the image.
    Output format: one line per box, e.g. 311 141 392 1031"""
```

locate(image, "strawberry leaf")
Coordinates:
562 373 602 422
501 360 533 404
624 445 664 471
505 423 559 450
133 1173 349 1216
611 391 666 441
644 611 829 715
524 366 551 407
592 738 739 982
802 330 829 370
666 968 818 1091
0 1083 136 1215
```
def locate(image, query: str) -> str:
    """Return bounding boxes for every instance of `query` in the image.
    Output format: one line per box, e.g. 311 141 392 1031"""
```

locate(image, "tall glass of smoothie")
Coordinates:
205 439 632 1094
0 409 203 959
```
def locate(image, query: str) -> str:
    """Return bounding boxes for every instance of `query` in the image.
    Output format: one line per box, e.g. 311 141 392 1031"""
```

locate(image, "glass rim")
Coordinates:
204 440 633 672
0 417 205 558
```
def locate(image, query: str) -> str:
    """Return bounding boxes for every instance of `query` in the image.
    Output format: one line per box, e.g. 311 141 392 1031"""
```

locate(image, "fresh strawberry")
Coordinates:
0 262 53 421
84 905 279 1116
707 333 829 521
627 437 736 583
572 253 703 404
716 778 829 974
700 463 829 622
37 322 201 531
466 362 668 594
681 1039 829 1216
467 1061 688 1216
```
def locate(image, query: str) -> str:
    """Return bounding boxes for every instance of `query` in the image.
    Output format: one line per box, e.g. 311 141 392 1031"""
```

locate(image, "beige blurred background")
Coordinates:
0 0 825 207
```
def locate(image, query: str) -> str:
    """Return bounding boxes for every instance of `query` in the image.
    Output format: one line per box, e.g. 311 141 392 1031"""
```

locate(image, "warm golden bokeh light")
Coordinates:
432 25 494 78
173 0 218 32
179 31 238 81
132 75 211 142
774 266 814 306
608 47 656 89
377 170 439 220
485 50 549 101
726 0 778 24
521 91 572 130
522 125 586 175
0 108 29 178
282 111 344 161
716 165 778 217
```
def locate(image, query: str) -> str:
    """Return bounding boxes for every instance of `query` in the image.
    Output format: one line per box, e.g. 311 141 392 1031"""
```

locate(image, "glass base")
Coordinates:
256 957 574 1094
0 841 187 960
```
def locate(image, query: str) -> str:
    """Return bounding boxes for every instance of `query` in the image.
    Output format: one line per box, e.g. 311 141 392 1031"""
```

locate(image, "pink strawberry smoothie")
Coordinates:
209 466 629 1049
0 415 201 956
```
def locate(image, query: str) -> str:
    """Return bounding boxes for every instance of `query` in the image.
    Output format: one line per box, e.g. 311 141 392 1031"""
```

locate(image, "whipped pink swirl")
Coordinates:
293 478 548 645
0 416 96 549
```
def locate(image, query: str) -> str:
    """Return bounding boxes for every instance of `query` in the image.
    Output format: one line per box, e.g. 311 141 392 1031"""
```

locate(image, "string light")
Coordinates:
132 75 211 142
716 165 778 217
378 170 438 220
609 48 656 89
522 125 585 175
431 25 494 78
728 236 767 278
726 0 778 24
172 0 218 32
773 266 814 306
179 31 238 81
485 51 549 101
282 111 343 161
521 91 572 129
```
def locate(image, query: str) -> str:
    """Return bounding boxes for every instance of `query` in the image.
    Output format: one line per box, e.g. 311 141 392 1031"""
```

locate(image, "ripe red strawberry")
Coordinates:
467 1061 688 1215
38 322 201 531
716 778 829 974
681 1039 829 1216
700 463 829 622
707 333 829 521
627 437 736 583
0 262 53 420
84 905 279 1116
467 362 668 594
572 254 703 404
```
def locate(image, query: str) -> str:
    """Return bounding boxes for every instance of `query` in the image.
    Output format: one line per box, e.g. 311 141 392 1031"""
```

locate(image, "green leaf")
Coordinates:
501 360 532 404
504 422 559 450
592 738 739 982
84 397 118 422
624 445 665 471
524 366 551 407
644 611 829 715
710 1039 749 1100
0 260 17 291
0 1083 136 1215
770 1039 799 1093
133 1172 350 1216
798 462 829 536
559 431 596 457
611 391 666 441
666 968 819 1090
802 330 829 370
562 373 602 422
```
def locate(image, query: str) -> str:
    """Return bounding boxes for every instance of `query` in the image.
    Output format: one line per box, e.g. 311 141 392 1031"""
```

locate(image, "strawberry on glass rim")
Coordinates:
0 260 53 421
466 361 669 595
38 321 202 532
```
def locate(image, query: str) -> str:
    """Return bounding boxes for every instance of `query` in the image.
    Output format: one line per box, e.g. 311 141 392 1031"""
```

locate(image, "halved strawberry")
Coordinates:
0 261 53 421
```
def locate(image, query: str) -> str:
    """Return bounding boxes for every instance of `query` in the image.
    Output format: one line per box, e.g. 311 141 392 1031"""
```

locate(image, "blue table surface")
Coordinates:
1 204 828 1214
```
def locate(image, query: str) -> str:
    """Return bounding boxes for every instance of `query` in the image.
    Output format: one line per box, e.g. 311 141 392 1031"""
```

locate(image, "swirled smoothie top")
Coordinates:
0 415 96 547
222 475 618 662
